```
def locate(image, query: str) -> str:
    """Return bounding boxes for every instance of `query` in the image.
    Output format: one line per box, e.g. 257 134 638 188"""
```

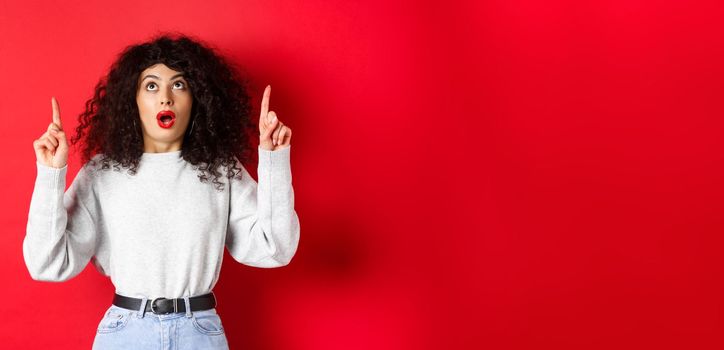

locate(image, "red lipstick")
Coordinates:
156 110 176 129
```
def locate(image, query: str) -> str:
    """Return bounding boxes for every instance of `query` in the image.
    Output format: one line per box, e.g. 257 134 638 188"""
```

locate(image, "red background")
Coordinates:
1 0 723 349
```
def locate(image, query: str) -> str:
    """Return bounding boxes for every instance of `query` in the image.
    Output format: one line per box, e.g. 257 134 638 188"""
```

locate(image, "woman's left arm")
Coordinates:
225 85 299 267
225 145 299 267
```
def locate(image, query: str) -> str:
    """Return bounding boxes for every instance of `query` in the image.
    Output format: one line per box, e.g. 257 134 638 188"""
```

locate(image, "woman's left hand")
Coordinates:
258 85 292 151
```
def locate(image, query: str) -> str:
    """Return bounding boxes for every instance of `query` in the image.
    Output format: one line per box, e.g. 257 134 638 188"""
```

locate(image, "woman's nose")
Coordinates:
160 89 173 106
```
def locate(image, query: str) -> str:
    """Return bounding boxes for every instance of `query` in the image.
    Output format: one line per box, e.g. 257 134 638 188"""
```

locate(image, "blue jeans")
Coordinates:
92 295 229 349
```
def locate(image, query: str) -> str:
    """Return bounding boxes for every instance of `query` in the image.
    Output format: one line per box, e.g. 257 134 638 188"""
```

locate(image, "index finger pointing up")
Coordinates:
260 85 270 125
51 96 63 130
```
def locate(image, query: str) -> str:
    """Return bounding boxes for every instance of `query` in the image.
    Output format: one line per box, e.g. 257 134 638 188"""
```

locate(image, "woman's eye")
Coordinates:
173 81 185 89
146 83 157 91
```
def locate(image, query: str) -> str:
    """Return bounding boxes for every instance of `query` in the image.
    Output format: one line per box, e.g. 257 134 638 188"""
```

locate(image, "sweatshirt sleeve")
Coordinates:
225 145 300 268
23 161 98 282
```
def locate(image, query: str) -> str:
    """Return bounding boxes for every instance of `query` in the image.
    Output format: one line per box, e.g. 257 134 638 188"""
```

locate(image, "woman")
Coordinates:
24 33 300 349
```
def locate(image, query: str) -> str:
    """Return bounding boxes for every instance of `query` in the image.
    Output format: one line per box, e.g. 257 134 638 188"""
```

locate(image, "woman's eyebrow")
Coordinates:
141 73 185 82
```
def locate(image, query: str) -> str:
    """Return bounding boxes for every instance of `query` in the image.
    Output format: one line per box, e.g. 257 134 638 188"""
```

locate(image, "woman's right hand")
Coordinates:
33 97 68 169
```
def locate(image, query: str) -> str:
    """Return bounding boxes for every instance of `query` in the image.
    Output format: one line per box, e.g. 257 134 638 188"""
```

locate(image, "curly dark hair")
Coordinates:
69 32 256 191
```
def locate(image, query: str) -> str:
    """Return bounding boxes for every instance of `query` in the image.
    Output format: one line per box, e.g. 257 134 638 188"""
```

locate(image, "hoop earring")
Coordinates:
187 118 196 135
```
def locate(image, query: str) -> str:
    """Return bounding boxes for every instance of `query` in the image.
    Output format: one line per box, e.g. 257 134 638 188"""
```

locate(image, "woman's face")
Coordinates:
135 63 193 152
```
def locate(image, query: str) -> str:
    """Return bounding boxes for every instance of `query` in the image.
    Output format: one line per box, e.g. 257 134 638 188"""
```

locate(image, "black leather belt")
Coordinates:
113 292 217 315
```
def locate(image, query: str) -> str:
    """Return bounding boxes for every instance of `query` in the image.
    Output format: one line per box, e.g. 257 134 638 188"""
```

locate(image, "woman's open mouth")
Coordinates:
156 110 176 128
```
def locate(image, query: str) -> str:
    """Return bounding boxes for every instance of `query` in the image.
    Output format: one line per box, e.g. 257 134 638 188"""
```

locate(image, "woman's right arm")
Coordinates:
24 96 98 282
23 162 98 281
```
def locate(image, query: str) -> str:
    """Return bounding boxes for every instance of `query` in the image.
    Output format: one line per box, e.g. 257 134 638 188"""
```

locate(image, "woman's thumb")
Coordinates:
51 130 68 151
263 111 278 138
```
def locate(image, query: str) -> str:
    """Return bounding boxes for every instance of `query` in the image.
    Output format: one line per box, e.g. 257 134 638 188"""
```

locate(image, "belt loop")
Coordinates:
137 296 148 319
184 295 192 318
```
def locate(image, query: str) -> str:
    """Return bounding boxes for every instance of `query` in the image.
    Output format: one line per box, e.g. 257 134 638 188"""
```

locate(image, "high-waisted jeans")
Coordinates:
92 295 229 350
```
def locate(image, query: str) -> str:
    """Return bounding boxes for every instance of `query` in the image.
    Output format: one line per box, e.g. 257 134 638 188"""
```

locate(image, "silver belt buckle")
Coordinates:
150 297 178 314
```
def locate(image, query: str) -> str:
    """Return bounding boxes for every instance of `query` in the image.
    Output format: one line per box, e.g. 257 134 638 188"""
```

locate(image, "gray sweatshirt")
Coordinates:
23 145 299 300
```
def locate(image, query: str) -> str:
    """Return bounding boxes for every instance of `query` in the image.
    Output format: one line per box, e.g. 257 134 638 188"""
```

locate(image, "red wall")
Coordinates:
2 1 723 349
